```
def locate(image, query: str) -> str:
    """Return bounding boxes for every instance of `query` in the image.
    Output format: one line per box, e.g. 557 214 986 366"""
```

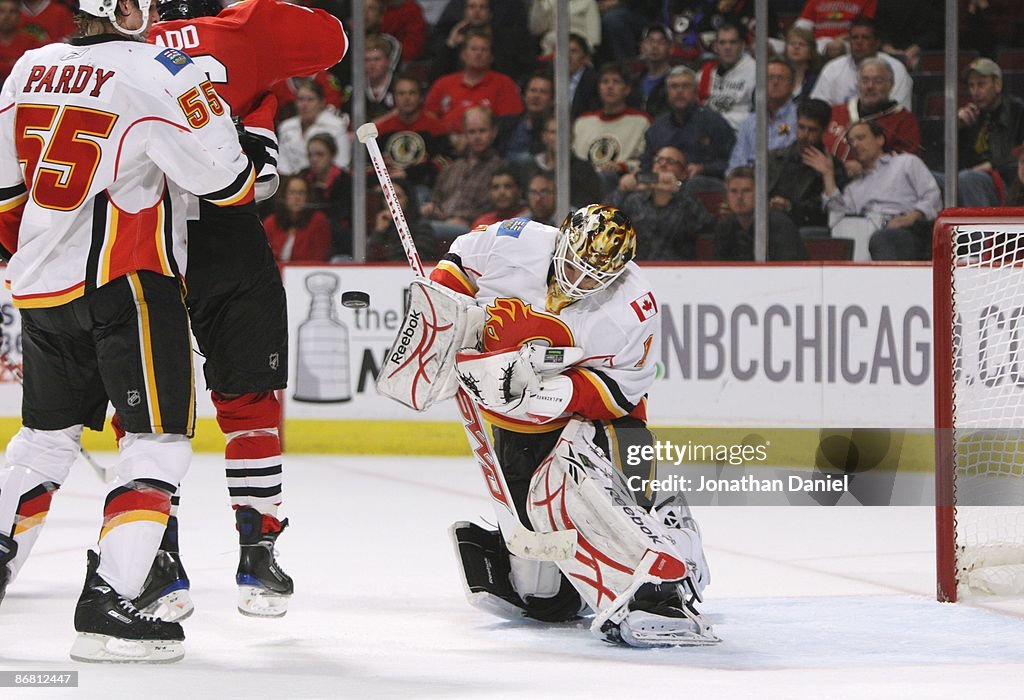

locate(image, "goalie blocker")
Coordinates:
453 419 718 647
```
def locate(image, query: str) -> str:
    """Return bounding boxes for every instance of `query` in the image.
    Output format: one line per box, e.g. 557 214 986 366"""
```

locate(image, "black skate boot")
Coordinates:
0 533 17 605
235 507 293 617
134 551 193 622
133 516 193 622
70 550 185 663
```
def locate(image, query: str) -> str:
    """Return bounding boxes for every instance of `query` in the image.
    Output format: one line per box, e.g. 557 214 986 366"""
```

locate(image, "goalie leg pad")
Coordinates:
450 521 526 620
376 280 483 411
450 521 583 622
526 420 720 645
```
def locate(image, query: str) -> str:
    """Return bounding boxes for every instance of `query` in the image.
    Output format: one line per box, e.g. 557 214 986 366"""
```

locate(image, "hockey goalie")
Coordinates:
377 205 718 647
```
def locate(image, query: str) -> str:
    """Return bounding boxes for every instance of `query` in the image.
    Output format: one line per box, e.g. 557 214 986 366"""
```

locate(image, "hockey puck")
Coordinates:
341 290 370 309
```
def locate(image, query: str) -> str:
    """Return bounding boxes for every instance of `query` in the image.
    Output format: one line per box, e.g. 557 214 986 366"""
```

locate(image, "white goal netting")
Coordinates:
949 224 1024 596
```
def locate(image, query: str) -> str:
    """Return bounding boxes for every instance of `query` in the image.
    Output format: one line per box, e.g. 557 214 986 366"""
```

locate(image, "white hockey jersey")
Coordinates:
0 36 255 309
431 218 659 433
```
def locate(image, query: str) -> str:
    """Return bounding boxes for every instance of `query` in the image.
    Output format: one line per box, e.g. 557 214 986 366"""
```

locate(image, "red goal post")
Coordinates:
934 208 1024 602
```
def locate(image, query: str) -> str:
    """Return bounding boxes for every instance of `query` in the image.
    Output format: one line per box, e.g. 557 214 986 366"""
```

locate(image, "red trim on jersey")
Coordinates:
11 280 85 308
429 262 476 296
113 116 187 180
101 195 171 286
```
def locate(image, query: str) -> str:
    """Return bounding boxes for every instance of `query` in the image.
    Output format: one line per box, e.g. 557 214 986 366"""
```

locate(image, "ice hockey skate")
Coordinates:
600 581 720 648
235 507 293 617
134 550 194 622
70 551 185 664
0 533 16 605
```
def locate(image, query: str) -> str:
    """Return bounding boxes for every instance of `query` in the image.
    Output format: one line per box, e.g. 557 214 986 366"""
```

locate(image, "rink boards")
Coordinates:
0 262 948 465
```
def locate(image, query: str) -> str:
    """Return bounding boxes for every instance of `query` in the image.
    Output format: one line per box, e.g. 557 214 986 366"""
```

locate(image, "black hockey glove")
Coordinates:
233 117 273 174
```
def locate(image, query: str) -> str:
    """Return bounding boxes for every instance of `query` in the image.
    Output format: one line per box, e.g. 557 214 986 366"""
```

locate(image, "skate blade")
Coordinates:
616 610 722 648
618 630 723 648
140 589 194 623
237 585 290 618
70 633 184 663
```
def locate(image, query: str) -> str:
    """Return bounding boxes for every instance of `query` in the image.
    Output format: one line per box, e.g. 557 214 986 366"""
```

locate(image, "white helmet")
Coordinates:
553 204 637 299
77 0 154 36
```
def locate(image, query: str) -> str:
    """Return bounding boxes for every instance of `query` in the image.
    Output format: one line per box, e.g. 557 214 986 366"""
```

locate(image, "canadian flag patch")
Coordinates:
630 292 658 321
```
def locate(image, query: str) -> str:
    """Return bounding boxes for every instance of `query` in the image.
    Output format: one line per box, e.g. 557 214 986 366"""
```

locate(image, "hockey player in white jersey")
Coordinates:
415 205 718 646
0 0 256 662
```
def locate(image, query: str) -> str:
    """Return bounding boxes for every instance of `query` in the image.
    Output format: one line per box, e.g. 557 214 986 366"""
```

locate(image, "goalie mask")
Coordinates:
156 0 222 21
77 0 156 35
553 205 636 300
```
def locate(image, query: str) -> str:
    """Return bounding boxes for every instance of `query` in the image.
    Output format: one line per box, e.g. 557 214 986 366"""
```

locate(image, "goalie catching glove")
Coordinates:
454 345 583 422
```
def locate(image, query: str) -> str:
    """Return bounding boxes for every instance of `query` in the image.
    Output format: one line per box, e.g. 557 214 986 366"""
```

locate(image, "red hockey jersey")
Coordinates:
149 0 347 198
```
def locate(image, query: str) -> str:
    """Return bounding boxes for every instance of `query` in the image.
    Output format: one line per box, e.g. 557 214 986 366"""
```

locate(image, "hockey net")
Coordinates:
934 210 1024 602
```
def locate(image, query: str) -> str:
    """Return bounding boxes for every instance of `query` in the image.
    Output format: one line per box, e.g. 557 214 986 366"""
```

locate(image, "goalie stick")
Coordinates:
0 351 113 483
357 122 576 561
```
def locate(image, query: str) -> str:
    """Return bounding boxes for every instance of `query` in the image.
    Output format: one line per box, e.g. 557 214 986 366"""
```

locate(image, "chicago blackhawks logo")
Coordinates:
587 136 622 165
385 131 427 167
483 298 574 352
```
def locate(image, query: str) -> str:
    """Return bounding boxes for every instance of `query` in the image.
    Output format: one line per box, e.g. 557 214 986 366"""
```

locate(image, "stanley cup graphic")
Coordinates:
293 271 352 402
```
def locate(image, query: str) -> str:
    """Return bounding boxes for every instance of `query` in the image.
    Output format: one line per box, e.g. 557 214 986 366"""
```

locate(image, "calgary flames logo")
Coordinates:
483 298 574 351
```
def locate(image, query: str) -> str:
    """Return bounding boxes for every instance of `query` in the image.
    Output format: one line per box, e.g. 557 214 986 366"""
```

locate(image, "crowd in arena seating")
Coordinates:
7 0 1024 262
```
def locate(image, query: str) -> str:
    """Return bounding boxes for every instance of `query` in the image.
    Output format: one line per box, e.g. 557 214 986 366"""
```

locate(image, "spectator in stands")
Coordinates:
957 58 1024 207
595 0 645 63
784 26 823 100
669 0 776 60
429 0 534 82
369 181 440 262
715 167 807 261
424 29 524 134
380 0 427 61
810 18 912 112
767 98 847 230
794 0 877 58
301 134 352 259
277 79 351 176
1005 149 1024 207
698 22 756 133
421 105 505 238
375 74 450 206
0 0 39 84
639 66 735 181
806 120 941 261
525 171 558 226
573 62 651 194
729 58 798 171
471 166 529 228
19 0 75 44
364 34 397 121
365 0 402 68
530 0 601 58
499 70 553 164
628 24 673 118
566 32 600 119
263 177 333 263
532 115 603 208
611 145 715 260
876 0 942 71
823 58 920 177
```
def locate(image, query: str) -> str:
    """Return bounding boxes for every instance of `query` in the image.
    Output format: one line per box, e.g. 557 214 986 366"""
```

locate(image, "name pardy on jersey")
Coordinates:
21 64 116 99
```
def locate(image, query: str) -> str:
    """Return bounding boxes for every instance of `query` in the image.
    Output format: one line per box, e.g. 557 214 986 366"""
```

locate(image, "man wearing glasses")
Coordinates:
612 146 714 260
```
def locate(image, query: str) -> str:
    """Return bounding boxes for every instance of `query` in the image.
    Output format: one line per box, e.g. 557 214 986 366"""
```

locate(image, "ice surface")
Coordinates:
1 454 1023 699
